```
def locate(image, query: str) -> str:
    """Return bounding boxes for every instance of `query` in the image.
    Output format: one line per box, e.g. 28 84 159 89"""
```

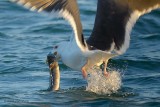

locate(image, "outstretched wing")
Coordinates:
11 0 86 50
87 0 160 54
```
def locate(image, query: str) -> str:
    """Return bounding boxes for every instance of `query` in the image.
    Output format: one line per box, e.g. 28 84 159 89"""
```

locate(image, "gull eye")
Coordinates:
54 46 58 49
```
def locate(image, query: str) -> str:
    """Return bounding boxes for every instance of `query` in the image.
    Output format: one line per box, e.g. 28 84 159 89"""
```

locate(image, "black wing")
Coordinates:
87 0 131 54
87 0 160 54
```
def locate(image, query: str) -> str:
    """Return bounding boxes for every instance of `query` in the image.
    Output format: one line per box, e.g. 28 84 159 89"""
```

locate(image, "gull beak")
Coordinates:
47 52 60 91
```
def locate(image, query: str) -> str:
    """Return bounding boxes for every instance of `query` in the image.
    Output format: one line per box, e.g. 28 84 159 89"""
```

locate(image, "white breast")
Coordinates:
57 41 87 71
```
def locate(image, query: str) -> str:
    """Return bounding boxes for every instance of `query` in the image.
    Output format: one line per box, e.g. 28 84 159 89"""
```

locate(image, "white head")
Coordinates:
52 42 69 61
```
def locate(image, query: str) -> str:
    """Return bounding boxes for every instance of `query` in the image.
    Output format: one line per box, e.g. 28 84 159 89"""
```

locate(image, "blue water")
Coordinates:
0 0 160 107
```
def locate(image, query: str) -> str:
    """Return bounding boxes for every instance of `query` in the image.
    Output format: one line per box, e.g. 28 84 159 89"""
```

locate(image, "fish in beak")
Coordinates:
47 52 60 91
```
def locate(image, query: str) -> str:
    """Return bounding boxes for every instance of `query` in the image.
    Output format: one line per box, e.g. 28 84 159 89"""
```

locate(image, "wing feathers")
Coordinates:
11 0 86 50
87 0 160 54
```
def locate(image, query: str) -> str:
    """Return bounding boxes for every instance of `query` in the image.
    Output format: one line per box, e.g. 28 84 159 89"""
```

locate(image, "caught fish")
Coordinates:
47 52 60 91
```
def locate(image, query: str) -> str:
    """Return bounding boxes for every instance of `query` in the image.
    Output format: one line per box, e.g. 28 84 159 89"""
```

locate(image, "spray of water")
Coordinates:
86 67 122 95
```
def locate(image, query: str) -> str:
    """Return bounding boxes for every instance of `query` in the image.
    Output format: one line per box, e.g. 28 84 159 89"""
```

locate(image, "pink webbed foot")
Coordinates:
103 70 110 78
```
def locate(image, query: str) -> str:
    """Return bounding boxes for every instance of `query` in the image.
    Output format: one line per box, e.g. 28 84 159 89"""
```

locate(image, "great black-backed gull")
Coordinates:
11 0 160 78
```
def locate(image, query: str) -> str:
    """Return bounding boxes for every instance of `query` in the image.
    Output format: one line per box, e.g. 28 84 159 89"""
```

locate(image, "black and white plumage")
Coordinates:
11 0 160 78
87 0 160 54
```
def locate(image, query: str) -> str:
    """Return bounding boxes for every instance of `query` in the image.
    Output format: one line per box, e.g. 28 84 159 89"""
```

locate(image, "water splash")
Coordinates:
86 68 122 95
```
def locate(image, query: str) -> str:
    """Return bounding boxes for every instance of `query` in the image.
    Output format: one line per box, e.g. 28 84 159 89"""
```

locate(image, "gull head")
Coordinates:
52 42 69 60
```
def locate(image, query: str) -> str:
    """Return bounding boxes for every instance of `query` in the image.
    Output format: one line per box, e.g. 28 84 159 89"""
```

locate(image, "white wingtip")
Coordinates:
24 2 32 8
17 0 25 5
30 6 37 11
38 8 44 12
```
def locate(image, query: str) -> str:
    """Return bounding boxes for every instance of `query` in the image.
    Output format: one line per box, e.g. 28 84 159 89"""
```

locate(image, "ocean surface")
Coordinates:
0 0 160 107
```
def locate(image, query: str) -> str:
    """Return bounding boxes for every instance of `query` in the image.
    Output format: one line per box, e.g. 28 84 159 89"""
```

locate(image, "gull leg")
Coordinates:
103 61 109 77
81 59 89 79
81 67 87 79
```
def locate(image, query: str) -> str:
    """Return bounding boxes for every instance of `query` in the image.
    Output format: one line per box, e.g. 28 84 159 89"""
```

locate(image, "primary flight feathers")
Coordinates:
11 0 86 49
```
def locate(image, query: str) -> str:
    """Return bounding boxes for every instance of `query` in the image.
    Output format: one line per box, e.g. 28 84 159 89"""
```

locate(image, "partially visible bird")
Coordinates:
11 0 160 78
